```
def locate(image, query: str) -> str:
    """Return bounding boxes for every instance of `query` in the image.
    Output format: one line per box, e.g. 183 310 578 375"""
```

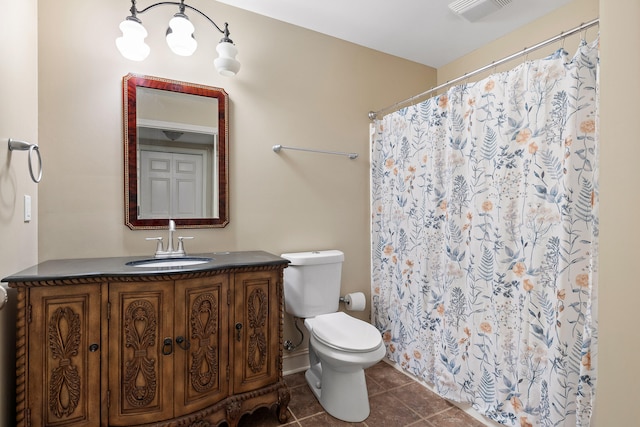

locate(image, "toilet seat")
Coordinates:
310 312 382 353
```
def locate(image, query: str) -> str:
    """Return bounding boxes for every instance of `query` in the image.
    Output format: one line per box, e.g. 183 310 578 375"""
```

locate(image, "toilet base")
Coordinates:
304 363 371 422
299 313 386 422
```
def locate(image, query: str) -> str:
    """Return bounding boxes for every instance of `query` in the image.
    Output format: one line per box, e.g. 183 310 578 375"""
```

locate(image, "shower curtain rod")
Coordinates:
368 18 599 120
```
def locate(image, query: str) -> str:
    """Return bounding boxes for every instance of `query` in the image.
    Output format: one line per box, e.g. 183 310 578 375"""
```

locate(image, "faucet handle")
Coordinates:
145 237 164 255
176 236 194 255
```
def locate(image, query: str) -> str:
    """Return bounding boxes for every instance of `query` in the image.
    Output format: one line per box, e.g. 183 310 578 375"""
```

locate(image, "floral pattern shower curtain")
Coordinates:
371 38 598 427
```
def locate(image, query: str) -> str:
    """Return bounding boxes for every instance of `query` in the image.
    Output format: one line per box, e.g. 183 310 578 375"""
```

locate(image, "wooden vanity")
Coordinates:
4 251 290 427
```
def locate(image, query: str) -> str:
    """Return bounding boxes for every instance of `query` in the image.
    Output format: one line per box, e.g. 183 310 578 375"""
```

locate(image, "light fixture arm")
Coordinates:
131 0 230 39
118 0 240 75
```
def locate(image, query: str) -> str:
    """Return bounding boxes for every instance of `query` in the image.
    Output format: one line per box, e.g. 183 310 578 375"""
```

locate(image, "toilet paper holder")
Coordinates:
340 292 366 311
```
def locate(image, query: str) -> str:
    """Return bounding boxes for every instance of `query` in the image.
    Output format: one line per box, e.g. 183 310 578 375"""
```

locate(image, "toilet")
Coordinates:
281 250 386 422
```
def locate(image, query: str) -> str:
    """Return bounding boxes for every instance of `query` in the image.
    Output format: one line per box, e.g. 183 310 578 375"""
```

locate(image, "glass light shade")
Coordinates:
214 41 240 76
116 19 150 61
166 15 197 56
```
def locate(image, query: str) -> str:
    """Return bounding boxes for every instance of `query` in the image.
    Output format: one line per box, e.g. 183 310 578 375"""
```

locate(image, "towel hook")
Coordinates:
8 138 43 183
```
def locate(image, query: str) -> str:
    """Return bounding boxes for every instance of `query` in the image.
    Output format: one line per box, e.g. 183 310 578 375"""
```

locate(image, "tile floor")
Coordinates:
236 361 488 427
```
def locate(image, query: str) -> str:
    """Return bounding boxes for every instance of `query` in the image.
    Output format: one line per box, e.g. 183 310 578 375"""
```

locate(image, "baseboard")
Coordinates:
283 349 309 376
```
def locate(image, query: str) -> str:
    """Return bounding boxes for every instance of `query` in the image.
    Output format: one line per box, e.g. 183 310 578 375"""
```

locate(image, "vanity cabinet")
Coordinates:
7 252 290 427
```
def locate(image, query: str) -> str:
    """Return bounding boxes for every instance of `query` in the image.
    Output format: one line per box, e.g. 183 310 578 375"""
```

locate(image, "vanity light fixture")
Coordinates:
116 0 240 76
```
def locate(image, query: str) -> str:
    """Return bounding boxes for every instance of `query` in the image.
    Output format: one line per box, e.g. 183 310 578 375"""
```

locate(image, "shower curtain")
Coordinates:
371 38 598 427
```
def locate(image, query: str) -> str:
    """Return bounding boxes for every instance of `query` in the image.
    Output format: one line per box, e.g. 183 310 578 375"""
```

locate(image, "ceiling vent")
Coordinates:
448 0 513 22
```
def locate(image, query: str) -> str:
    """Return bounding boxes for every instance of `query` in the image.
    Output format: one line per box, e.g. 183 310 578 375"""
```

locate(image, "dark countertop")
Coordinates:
2 251 289 285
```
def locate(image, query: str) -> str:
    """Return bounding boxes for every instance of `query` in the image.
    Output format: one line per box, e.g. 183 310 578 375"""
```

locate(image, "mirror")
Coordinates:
123 73 228 229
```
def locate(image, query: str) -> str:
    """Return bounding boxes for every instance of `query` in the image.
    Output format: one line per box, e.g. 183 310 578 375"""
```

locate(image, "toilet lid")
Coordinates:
311 312 382 352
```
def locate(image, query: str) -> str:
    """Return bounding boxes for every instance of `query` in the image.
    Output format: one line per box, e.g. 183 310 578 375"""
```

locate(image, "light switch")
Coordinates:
24 195 31 222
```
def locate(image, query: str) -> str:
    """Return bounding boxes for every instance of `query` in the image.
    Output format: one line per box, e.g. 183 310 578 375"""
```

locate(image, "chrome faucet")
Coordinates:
146 219 194 258
167 219 176 253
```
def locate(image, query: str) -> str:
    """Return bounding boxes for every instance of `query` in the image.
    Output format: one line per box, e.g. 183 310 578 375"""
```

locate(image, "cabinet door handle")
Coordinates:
235 322 243 342
89 343 99 352
162 337 173 355
176 336 191 350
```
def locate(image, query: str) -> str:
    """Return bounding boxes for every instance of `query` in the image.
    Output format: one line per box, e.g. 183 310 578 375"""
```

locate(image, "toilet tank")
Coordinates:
281 250 344 318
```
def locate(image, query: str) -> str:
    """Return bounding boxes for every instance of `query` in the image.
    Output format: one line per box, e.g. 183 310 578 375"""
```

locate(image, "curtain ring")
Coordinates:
28 144 42 183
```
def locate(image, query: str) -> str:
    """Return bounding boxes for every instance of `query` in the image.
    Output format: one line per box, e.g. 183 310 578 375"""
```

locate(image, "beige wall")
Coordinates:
0 0 38 425
435 0 640 424
596 0 640 424
35 0 435 374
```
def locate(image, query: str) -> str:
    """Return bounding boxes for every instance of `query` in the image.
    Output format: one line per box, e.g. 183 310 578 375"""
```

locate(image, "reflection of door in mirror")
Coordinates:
139 150 207 219
123 74 228 229
136 87 217 220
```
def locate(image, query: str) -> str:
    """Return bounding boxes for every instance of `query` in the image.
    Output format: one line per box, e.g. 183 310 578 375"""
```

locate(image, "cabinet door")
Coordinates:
232 270 281 394
108 281 174 426
28 284 102 427
174 275 229 417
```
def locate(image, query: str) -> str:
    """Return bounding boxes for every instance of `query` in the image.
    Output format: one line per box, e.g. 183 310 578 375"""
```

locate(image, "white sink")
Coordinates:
127 257 213 268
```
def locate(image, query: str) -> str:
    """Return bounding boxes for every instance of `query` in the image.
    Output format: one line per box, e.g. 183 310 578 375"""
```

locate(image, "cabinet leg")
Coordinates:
278 387 291 423
226 400 242 427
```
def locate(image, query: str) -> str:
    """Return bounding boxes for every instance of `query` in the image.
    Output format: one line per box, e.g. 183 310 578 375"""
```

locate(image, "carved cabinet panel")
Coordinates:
27 284 102 427
232 270 280 394
108 281 174 426
174 276 229 417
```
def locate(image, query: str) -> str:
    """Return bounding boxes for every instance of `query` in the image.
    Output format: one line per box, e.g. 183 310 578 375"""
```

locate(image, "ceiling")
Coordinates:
217 0 573 68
